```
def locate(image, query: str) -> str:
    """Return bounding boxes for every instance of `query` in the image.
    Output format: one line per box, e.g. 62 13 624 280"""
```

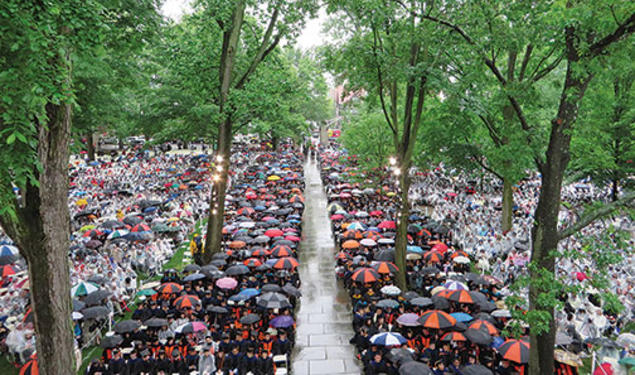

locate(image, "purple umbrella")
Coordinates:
270 315 295 328
215 277 238 290
396 313 421 327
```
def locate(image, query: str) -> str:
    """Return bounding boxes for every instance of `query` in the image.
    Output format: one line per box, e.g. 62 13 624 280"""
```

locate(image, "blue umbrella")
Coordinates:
143 206 157 213
407 246 423 254
270 315 295 328
183 273 206 282
491 336 505 349
239 288 260 298
0 245 19 257
369 332 407 346
450 312 473 323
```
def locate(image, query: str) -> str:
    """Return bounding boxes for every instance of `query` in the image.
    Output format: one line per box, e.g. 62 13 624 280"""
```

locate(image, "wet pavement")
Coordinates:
291 156 362 375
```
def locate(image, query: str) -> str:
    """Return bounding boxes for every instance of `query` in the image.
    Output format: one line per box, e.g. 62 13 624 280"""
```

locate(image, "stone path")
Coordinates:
291 155 362 375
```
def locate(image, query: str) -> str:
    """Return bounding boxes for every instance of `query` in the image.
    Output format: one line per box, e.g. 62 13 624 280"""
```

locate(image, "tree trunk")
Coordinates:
87 131 95 161
611 178 619 201
528 59 591 375
201 117 232 264
394 161 411 291
319 122 328 146
15 102 75 375
501 177 513 233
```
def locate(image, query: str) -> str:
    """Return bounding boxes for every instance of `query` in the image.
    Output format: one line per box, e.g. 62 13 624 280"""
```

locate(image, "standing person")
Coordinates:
198 345 216 375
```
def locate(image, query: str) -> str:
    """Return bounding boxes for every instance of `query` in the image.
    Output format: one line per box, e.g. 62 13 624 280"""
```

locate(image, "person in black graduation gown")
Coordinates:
124 351 141 374
255 350 273 375
272 331 291 355
137 349 155 375
184 346 200 373
237 347 258 375
224 345 243 374
153 350 172 374
107 349 126 375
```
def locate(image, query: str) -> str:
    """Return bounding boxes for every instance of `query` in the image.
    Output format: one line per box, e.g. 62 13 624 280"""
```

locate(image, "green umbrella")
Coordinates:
619 357 635 367
137 289 157 296
152 224 171 233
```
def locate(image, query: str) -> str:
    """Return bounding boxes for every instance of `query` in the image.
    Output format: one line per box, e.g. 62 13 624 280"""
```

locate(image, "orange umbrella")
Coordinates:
271 245 293 257
351 267 380 283
417 310 457 329
448 290 476 304
289 195 304 203
336 252 352 261
229 240 246 249
372 262 399 275
243 258 262 268
498 339 530 363
441 331 467 342
20 359 38 375
273 257 299 270
342 230 363 240
237 207 255 215
342 240 360 249
174 295 201 309
424 251 443 263
157 282 183 294
469 319 499 335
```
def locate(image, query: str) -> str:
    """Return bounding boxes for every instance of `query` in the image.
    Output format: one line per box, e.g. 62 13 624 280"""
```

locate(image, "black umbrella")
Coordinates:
461 364 493 375
476 300 497 312
210 259 227 267
212 253 229 260
403 291 420 301
261 284 282 293
419 266 439 275
183 264 201 273
464 328 493 345
100 334 123 348
84 290 112 306
239 313 261 325
399 361 433 375
0 255 18 265
123 215 143 225
206 305 229 314
282 284 301 297
409 297 433 307
114 319 141 333
81 306 110 319
72 299 86 312
375 249 395 262
387 348 415 366
100 220 125 229
474 313 496 325
257 292 291 309
432 296 450 310
86 275 107 285
144 318 168 328
225 264 249 276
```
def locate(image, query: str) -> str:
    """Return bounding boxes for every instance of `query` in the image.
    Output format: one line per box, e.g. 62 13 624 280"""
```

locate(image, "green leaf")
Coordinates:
6 133 16 145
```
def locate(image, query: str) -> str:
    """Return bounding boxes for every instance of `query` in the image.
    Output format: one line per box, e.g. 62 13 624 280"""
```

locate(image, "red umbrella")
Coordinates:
335 252 352 261
19 359 38 375
284 235 301 242
330 214 345 221
83 229 103 238
417 310 457 329
271 245 293 257
265 229 284 238
372 262 399 275
369 210 383 217
131 223 151 232
378 220 396 230
431 243 448 254
237 207 255 215
1 264 17 277
498 339 530 363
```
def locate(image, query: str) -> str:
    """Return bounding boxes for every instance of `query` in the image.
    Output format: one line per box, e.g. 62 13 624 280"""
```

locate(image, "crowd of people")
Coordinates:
314 139 634 375
1 140 308 375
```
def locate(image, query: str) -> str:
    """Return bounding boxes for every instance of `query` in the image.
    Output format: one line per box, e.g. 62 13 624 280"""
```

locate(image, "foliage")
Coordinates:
340 107 394 168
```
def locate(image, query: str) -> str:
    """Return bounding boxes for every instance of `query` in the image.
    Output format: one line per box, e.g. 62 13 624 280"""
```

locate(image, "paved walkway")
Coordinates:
291 155 362 375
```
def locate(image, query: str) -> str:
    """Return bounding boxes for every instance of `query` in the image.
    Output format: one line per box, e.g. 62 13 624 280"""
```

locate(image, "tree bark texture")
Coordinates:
501 177 513 233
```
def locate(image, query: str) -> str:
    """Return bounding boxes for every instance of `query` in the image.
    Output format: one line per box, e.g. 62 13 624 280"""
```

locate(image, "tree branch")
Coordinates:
518 44 533 81
371 23 397 136
531 52 564 82
478 114 503 146
558 190 635 240
587 12 635 57
234 6 281 90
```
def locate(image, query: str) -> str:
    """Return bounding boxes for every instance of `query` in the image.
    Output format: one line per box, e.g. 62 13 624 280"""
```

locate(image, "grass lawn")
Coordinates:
0 219 204 375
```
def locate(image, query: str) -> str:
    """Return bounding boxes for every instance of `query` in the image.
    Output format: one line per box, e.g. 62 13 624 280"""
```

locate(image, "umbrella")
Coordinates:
270 315 295 328
175 321 207 334
441 331 467 342
373 262 399 275
0 254 18 265
216 277 238 289
370 332 407 346
399 361 433 375
206 305 229 314
461 364 494 375
81 306 110 319
417 310 457 329
0 264 17 277
616 333 635 349
261 284 282 293
282 284 301 297
342 240 360 249
100 334 124 348
225 264 250 275
84 290 112 306
450 312 473 323
72 299 86 311
240 313 261 325
498 339 530 363
360 238 377 247
271 245 293 257
257 292 291 309
114 320 141 333
351 267 380 283
272 257 299 270
388 348 415 365
491 309 511 318
469 319 499 336
183 273 206 282
380 285 402 296
157 282 183 294
409 297 433 307
71 281 99 297
0 245 19 257
173 295 201 309
464 328 493 345
144 318 168 327
377 299 400 309
396 313 421 327
448 290 476 304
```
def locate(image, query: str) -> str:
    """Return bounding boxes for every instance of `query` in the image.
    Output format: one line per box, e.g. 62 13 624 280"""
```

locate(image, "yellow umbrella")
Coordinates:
267 175 281 181
75 198 88 206
167 217 180 222
80 225 96 232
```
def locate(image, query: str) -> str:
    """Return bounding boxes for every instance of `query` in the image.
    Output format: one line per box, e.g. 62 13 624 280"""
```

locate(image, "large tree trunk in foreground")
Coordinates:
201 117 232 264
394 164 411 291
87 131 95 161
501 177 514 233
528 59 591 375
4 102 75 375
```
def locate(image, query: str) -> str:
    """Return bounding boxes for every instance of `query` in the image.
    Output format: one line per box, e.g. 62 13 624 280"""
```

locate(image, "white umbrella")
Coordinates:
380 285 401 296
491 309 511 318
453 256 471 264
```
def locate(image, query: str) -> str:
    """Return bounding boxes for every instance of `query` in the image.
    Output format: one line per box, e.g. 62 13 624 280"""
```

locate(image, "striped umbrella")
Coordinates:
243 258 262 267
448 290 476 304
71 281 99 297
251 248 271 257
372 261 399 275
157 282 183 294
175 321 207 334
444 280 468 290
423 251 443 263
370 332 407 346
0 245 19 257
174 295 201 309
441 331 467 342
498 339 530 363
19 359 38 375
131 223 151 232
107 229 129 240
342 230 363 240
417 310 457 329
351 267 380 283
257 292 291 309
271 245 293 257
469 319 499 336
273 257 299 270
